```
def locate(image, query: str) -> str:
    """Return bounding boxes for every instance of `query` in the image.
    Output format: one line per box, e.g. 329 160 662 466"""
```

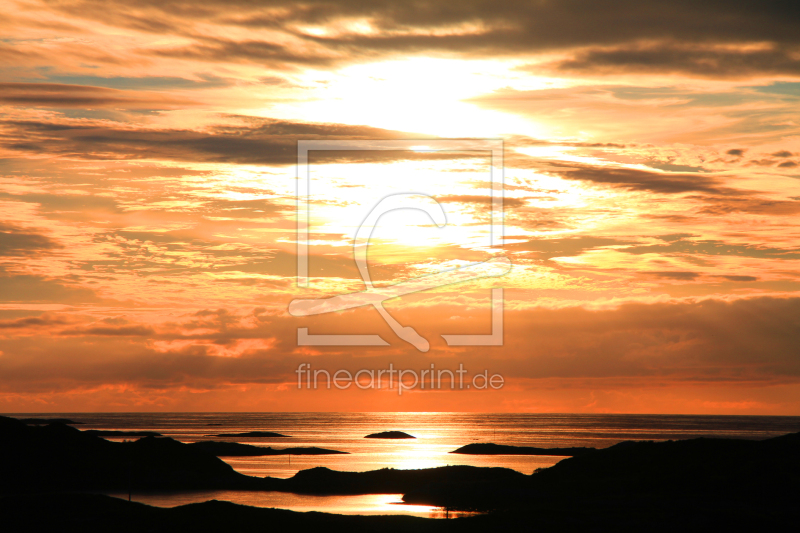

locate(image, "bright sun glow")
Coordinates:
265 58 551 137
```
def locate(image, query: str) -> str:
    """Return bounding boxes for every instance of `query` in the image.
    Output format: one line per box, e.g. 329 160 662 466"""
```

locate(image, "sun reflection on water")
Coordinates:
106 491 475 519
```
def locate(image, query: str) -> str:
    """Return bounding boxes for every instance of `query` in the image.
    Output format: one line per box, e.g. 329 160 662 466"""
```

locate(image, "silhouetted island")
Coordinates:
206 431 291 438
451 442 596 456
189 441 348 457
364 431 415 439
84 430 163 438
18 417 82 425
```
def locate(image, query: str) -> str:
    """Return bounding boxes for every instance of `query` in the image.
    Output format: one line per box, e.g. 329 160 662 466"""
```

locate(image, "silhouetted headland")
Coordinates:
404 431 800 516
17 417 82 425
189 441 348 457
206 431 291 438
278 465 523 495
364 431 415 439
450 443 595 456
0 416 265 492
85 430 163 438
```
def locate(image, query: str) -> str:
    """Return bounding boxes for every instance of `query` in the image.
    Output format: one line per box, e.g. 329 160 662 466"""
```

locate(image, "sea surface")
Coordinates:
11 412 800 518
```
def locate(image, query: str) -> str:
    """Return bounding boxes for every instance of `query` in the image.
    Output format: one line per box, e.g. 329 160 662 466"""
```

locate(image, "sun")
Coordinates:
263 57 550 138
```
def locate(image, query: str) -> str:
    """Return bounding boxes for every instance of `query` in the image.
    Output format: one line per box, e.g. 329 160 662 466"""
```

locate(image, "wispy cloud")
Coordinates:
1 0 799 413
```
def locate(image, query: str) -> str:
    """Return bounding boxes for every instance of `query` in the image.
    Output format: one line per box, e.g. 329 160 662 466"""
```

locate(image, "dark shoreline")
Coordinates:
2 415 799 531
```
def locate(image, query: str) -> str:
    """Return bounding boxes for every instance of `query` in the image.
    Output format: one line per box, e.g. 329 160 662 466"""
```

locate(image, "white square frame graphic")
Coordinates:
295 139 505 347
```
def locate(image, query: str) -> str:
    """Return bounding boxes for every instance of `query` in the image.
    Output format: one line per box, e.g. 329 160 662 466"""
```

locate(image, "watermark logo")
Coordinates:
290 140 508 352
295 363 504 395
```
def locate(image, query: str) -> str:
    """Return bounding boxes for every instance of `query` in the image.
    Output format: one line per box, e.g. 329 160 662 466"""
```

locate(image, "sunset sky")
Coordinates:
1 0 799 414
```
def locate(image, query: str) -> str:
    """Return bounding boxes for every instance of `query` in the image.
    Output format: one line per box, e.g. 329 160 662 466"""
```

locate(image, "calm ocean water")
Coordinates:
10 412 800 517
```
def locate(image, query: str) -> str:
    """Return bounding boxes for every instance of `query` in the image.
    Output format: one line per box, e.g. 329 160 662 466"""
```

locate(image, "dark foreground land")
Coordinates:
1 415 799 531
